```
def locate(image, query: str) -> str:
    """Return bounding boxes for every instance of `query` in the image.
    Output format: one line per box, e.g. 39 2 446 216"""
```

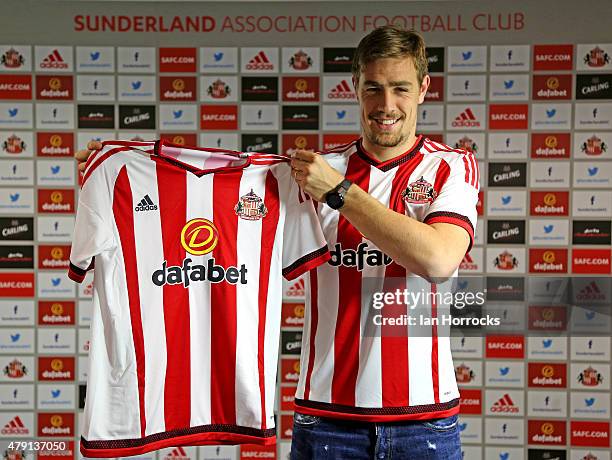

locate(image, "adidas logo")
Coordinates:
1 416 29 435
491 394 519 413
577 281 605 300
135 195 158 212
452 108 480 128
164 446 189 459
328 80 355 99
41 50 68 70
246 51 274 71
287 278 305 297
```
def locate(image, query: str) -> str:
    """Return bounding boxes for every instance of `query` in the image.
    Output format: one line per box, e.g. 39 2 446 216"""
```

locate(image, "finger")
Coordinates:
78 162 87 172
293 149 316 162
87 141 103 150
290 158 311 169
74 149 91 162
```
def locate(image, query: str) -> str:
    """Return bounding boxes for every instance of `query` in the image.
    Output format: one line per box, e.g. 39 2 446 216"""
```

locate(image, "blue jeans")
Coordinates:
290 412 461 460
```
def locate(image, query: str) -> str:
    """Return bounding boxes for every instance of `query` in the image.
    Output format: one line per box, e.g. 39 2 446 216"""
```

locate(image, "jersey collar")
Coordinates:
356 135 424 172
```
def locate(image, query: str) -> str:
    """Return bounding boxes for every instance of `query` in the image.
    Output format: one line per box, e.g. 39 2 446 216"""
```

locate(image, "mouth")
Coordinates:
370 116 402 131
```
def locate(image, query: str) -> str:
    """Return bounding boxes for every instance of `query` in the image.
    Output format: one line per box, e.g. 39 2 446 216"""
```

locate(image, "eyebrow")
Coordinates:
362 80 413 88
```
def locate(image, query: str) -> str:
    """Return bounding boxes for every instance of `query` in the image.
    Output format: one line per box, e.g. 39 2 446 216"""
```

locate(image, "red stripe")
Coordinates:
433 159 451 195
156 163 191 430
463 156 471 185
257 171 280 428
303 269 318 400
380 154 425 407
210 170 243 424
431 283 440 403
331 153 371 405
113 167 146 437
83 146 132 186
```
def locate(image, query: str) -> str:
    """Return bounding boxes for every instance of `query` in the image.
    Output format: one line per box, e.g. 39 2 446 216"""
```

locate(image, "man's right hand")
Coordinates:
75 141 103 172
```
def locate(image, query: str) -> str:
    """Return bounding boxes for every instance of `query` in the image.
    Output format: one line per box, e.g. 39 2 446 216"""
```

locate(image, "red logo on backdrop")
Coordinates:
159 133 197 147
528 420 566 445
38 245 71 270
486 335 524 358
280 386 295 412
38 189 75 213
282 77 319 102
281 414 294 439
528 306 567 331
3 358 28 378
528 362 567 388
281 302 305 328
572 249 611 274
425 75 444 102
459 388 482 414
531 133 571 158
322 134 359 151
159 76 196 101
459 252 479 272
530 191 569 216
0 273 34 297
326 78 355 100
533 74 572 100
533 45 574 70
476 190 484 216
529 249 568 273
35 76 73 100
38 440 74 460
159 48 196 72
282 134 318 156
580 134 607 156
200 105 237 130
488 104 528 130
240 444 276 459
0 75 32 99
38 357 75 381
37 133 73 157
2 133 27 154
280 358 300 384
571 421 610 448
38 301 75 325
37 413 74 437
455 363 476 384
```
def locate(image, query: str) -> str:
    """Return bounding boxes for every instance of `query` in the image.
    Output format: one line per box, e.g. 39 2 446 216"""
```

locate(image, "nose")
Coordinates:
379 88 397 115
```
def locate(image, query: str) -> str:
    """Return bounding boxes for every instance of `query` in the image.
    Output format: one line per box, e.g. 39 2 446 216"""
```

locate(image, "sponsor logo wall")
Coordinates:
0 27 611 460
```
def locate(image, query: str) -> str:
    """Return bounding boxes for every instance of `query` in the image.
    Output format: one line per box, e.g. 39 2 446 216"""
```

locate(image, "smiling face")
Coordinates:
354 57 429 159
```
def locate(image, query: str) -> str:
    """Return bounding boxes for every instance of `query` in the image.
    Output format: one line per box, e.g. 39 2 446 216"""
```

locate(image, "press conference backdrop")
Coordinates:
0 0 611 459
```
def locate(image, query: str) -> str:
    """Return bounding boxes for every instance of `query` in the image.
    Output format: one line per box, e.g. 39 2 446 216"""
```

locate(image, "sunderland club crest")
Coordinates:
402 176 437 205
234 189 268 221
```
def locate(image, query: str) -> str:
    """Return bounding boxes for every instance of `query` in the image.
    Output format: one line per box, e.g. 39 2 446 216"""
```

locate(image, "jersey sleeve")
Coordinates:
281 179 330 281
423 153 480 251
68 159 117 283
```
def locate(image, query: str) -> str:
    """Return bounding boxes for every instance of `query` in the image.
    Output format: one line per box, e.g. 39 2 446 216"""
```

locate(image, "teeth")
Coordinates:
378 119 397 125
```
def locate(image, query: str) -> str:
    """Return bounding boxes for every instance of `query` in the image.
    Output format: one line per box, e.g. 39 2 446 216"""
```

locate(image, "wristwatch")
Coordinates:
325 179 352 210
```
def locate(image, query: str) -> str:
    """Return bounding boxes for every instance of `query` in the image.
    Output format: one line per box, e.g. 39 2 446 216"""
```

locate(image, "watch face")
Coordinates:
326 192 343 209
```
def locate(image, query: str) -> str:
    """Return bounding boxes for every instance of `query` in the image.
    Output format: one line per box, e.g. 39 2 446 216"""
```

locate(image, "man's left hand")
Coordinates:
290 149 345 202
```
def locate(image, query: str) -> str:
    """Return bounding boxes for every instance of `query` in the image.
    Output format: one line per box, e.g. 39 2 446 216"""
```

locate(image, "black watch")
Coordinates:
325 179 352 210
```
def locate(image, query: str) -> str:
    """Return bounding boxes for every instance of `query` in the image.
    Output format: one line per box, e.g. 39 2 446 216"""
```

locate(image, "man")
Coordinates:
76 26 478 459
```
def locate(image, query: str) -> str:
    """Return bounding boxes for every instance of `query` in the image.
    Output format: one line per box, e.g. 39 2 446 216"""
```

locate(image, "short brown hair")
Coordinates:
352 26 428 84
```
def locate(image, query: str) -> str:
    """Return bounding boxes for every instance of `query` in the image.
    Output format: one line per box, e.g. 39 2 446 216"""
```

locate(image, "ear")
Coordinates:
417 74 430 105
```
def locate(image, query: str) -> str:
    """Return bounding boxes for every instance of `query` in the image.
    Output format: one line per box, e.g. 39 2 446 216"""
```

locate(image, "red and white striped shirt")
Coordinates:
69 140 329 457
295 136 479 421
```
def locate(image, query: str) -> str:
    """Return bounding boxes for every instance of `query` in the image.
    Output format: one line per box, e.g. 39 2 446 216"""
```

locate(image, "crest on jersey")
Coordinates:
402 176 437 205
235 189 268 220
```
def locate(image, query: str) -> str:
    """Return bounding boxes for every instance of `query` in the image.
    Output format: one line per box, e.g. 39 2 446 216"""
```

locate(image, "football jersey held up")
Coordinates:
69 140 329 457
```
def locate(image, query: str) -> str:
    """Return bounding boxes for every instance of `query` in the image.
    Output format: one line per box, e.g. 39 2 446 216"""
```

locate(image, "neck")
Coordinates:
360 133 419 162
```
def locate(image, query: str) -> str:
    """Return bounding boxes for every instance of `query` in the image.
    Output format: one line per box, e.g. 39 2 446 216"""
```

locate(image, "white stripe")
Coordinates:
354 165 393 407
234 168 265 427
186 172 213 427
126 159 168 435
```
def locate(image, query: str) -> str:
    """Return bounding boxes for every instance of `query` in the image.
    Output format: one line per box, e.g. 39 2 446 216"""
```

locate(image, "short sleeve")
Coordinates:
68 161 116 283
423 153 480 251
281 178 330 281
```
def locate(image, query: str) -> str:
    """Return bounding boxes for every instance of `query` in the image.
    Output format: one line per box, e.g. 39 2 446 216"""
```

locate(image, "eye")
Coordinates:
364 86 380 93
